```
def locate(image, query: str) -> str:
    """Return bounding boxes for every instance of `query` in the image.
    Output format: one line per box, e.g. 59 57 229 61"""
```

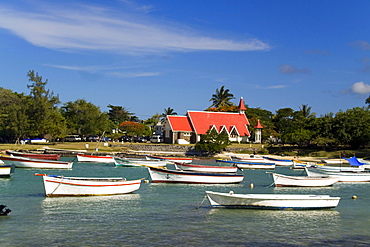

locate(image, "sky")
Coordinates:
1 0 370 120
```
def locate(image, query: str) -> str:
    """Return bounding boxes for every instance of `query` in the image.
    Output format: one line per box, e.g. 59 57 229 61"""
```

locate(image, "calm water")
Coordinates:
1 158 370 246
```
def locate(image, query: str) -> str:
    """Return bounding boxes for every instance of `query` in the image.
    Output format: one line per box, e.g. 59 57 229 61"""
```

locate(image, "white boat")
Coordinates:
76 153 116 163
322 159 345 164
115 157 167 167
148 167 244 184
0 155 73 169
216 159 275 170
205 191 341 210
230 155 273 163
306 168 370 182
0 164 15 177
267 171 339 187
35 173 142 197
263 157 294 166
175 162 238 173
147 155 193 164
315 165 365 172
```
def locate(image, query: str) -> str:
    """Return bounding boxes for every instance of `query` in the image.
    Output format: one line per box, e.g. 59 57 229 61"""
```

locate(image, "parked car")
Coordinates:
100 137 111 142
64 135 82 142
118 136 132 142
150 135 163 143
87 135 100 142
134 136 148 143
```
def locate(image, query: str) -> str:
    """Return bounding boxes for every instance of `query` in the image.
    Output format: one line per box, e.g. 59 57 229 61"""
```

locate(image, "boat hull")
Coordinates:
77 154 116 163
269 172 339 187
115 158 167 167
6 150 61 160
147 155 193 164
0 156 72 169
148 167 244 184
38 175 141 197
205 191 340 210
217 159 275 170
0 165 15 177
263 157 294 166
177 162 238 173
306 168 370 182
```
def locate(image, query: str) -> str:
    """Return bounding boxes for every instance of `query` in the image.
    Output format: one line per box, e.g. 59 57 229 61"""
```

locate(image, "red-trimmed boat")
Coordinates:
6 150 61 161
147 155 193 164
175 162 238 173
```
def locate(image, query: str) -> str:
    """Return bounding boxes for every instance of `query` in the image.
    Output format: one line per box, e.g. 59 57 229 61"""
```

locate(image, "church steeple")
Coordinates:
238 97 246 114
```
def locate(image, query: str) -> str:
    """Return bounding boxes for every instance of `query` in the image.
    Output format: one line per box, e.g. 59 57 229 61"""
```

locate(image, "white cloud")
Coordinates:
351 81 370 94
0 3 270 55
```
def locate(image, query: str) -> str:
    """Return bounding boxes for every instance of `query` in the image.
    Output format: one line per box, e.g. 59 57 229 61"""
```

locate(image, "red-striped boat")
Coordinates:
6 150 61 161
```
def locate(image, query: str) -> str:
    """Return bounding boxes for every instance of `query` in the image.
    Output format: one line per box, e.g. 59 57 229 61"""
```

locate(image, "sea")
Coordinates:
1 158 370 246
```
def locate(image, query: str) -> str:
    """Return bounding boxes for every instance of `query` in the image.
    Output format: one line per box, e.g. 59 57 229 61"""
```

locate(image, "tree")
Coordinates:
209 86 235 109
26 70 66 139
161 107 177 121
119 121 150 137
195 129 231 154
366 95 370 107
298 104 316 119
332 107 370 148
107 105 137 125
61 99 112 136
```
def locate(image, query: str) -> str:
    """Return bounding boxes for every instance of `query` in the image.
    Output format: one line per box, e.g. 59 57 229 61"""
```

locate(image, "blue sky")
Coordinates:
1 0 370 120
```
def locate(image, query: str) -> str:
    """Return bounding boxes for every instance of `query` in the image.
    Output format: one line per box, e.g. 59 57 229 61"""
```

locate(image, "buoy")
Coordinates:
250 183 254 188
229 191 234 195
352 195 358 199
144 180 150 183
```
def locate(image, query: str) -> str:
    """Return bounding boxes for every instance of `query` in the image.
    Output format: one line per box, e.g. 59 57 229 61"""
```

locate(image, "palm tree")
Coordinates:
299 104 316 119
366 95 370 107
209 86 235 108
162 107 177 117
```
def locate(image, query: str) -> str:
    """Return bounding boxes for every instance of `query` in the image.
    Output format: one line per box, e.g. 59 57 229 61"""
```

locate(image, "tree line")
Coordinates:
0 71 369 149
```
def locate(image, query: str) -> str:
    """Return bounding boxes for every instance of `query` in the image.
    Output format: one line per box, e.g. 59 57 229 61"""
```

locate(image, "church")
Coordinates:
162 98 252 144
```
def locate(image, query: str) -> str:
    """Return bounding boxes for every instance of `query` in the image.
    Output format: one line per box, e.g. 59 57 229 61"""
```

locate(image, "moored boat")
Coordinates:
0 155 73 169
76 153 116 163
147 155 193 164
217 159 276 170
34 173 142 197
306 168 370 182
175 162 238 173
205 191 341 210
0 205 11 216
148 167 244 184
263 156 294 166
6 150 61 161
115 157 167 167
0 164 15 177
267 171 339 187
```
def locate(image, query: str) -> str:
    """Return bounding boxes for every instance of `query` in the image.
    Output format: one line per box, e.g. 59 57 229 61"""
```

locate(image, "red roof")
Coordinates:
238 97 246 111
187 111 250 136
167 116 193 132
254 120 263 129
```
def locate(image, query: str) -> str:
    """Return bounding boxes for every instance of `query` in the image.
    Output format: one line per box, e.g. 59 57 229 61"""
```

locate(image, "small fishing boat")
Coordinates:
0 155 73 169
267 171 339 187
76 153 116 163
148 167 244 184
0 164 15 177
205 191 341 210
216 159 276 170
175 162 238 173
6 150 61 160
263 156 294 166
306 168 370 182
34 174 142 197
0 205 11 216
147 155 193 164
230 155 273 163
115 157 167 167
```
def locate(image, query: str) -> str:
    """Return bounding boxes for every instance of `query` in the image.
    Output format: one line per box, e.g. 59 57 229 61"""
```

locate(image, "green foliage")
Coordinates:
61 99 111 136
209 86 235 108
107 105 137 125
195 129 231 154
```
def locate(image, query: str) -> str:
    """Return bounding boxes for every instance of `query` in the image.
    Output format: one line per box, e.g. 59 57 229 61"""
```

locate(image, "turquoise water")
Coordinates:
1 159 370 246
